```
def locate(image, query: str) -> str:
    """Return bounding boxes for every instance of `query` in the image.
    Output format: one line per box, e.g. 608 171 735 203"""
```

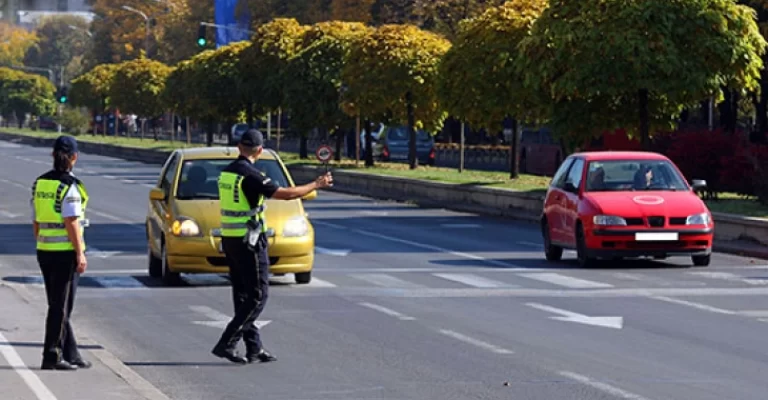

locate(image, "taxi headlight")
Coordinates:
171 218 201 237
592 215 627 226
686 212 711 225
283 216 308 237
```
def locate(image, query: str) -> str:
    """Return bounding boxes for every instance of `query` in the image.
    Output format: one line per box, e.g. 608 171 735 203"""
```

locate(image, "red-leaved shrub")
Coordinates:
665 129 741 195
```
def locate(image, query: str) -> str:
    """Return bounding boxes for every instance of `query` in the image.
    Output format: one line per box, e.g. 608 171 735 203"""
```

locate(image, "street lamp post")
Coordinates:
121 5 150 58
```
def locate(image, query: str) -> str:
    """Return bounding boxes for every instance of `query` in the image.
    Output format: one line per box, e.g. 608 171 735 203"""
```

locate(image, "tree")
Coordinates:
23 15 92 82
420 0 504 41
330 0 375 23
69 63 118 134
108 58 173 135
163 58 213 123
242 0 331 25
370 0 423 25
437 0 549 178
342 24 451 169
0 68 56 127
284 21 373 159
0 22 38 67
238 18 308 124
155 0 215 64
518 0 768 150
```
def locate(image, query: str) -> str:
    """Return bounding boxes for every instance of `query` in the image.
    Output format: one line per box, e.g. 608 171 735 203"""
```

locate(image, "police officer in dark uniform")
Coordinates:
212 129 333 364
31 135 91 370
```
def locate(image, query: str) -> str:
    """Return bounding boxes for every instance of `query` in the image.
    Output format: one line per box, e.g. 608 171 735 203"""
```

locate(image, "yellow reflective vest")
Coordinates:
32 177 89 251
218 171 266 238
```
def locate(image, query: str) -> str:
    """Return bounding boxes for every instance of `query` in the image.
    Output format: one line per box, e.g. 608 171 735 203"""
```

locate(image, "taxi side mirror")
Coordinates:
149 187 166 201
301 190 317 201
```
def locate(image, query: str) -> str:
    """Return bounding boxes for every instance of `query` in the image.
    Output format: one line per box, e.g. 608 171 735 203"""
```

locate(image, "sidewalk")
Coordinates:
0 282 170 400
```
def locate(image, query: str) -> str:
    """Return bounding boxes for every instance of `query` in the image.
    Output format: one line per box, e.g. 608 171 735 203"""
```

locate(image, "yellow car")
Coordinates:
146 146 317 286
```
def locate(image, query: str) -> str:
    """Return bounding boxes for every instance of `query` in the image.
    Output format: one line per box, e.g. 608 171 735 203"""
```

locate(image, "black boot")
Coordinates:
41 360 78 370
247 349 276 363
211 345 247 364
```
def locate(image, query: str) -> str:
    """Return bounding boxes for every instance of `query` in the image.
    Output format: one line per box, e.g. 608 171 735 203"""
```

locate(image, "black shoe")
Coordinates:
68 359 92 369
247 349 276 363
41 360 78 370
211 346 247 364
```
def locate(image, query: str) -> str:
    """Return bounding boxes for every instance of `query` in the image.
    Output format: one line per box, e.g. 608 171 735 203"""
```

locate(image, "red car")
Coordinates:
540 151 714 267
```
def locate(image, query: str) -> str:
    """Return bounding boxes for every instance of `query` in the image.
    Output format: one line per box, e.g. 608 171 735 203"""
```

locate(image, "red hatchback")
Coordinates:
540 151 714 267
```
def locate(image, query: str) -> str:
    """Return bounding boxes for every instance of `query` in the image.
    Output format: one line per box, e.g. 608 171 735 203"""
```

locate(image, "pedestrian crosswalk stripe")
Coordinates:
432 273 512 288
350 273 426 288
88 276 147 289
304 277 337 287
517 272 614 289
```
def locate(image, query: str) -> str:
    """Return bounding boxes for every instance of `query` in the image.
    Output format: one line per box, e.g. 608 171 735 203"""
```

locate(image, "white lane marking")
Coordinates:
432 273 511 288
190 305 271 329
518 241 543 248
438 329 514 354
560 371 653 400
518 272 614 289
736 310 768 318
0 177 27 189
359 210 389 216
303 277 337 287
440 223 481 228
313 222 517 269
312 221 347 229
688 271 768 285
526 302 623 329
319 267 550 273
86 208 143 228
612 273 645 281
358 302 416 321
315 247 351 257
13 155 47 165
0 141 22 148
0 331 58 400
351 274 426 288
88 276 147 289
650 296 736 315
0 210 20 218
85 247 123 258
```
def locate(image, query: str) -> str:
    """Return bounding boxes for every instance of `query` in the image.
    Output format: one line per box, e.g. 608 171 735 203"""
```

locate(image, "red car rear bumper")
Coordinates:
584 227 713 258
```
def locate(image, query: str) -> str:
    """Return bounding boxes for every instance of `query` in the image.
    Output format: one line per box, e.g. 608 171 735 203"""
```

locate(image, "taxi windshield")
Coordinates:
176 158 290 200
585 159 689 192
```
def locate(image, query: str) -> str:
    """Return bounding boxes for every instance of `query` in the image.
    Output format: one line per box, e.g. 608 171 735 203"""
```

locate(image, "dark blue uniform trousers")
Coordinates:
37 250 82 363
215 237 270 353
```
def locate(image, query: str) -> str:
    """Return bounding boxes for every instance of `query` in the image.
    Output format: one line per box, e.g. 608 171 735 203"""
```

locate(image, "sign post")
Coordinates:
315 144 334 173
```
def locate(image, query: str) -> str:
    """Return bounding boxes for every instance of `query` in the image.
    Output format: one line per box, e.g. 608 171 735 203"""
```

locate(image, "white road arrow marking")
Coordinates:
189 305 271 329
0 210 20 218
526 303 623 329
316 247 351 256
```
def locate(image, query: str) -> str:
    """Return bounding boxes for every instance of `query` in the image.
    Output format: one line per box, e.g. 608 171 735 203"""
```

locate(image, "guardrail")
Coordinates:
3 130 766 247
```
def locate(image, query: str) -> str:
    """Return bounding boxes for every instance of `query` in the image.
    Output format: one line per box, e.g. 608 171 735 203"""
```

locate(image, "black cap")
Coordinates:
53 135 78 155
239 129 264 148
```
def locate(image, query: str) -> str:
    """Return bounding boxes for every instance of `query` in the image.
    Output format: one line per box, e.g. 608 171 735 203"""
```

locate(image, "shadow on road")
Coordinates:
0 223 146 255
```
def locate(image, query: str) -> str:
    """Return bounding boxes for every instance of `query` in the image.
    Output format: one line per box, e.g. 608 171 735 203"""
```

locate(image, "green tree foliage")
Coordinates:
284 21 372 134
341 24 451 168
437 0 549 133
23 15 92 80
0 22 38 67
191 41 251 122
420 0 504 41
238 18 309 116
163 58 212 121
108 58 173 118
69 63 118 112
518 0 768 149
370 0 422 25
0 67 56 126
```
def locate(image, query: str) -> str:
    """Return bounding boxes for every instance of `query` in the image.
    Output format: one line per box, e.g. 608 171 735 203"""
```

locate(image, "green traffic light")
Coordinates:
59 96 67 103
197 38 206 46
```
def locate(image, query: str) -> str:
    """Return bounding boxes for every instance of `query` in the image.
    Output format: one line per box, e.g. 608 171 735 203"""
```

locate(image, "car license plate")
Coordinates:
635 232 678 241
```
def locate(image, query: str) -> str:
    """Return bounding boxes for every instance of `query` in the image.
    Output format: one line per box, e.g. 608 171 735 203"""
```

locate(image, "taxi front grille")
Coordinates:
647 216 665 227
624 218 644 226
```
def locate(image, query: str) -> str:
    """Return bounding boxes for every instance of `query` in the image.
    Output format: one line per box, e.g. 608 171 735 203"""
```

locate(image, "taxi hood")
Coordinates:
582 191 708 218
172 198 305 235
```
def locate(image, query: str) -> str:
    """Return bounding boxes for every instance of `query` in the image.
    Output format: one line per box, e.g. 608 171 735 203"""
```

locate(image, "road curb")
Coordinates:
0 280 172 400
2 130 767 260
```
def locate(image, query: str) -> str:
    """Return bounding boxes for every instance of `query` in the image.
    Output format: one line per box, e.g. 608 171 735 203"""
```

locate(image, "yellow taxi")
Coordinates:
145 146 317 286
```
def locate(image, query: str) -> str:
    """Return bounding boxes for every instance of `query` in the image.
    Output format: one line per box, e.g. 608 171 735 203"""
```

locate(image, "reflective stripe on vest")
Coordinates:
33 178 89 251
218 171 266 237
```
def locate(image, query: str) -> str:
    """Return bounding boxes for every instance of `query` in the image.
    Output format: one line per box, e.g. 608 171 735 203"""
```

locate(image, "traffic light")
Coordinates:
57 87 68 104
197 25 207 47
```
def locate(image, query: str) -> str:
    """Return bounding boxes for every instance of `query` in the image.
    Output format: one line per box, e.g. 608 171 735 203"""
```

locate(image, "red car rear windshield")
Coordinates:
585 160 689 192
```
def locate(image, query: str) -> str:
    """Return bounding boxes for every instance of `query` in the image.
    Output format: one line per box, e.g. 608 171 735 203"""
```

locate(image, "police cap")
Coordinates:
239 129 264 148
53 135 78 155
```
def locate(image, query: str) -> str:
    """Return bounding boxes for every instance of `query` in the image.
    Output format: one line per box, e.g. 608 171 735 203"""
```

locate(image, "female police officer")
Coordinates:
31 135 91 370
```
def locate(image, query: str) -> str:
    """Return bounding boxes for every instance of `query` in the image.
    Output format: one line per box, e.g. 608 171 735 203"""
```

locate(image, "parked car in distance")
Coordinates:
146 146 317 286
376 125 436 166
540 151 713 267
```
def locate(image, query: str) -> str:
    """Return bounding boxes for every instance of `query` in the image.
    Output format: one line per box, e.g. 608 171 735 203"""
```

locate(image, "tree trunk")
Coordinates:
364 119 374 167
206 121 214 146
246 103 254 128
334 128 343 162
406 91 417 169
753 80 768 143
299 133 308 159
507 117 519 179
639 88 650 150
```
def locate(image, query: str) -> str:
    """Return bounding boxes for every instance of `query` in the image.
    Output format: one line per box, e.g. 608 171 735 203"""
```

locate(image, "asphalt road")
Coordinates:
2 140 768 400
